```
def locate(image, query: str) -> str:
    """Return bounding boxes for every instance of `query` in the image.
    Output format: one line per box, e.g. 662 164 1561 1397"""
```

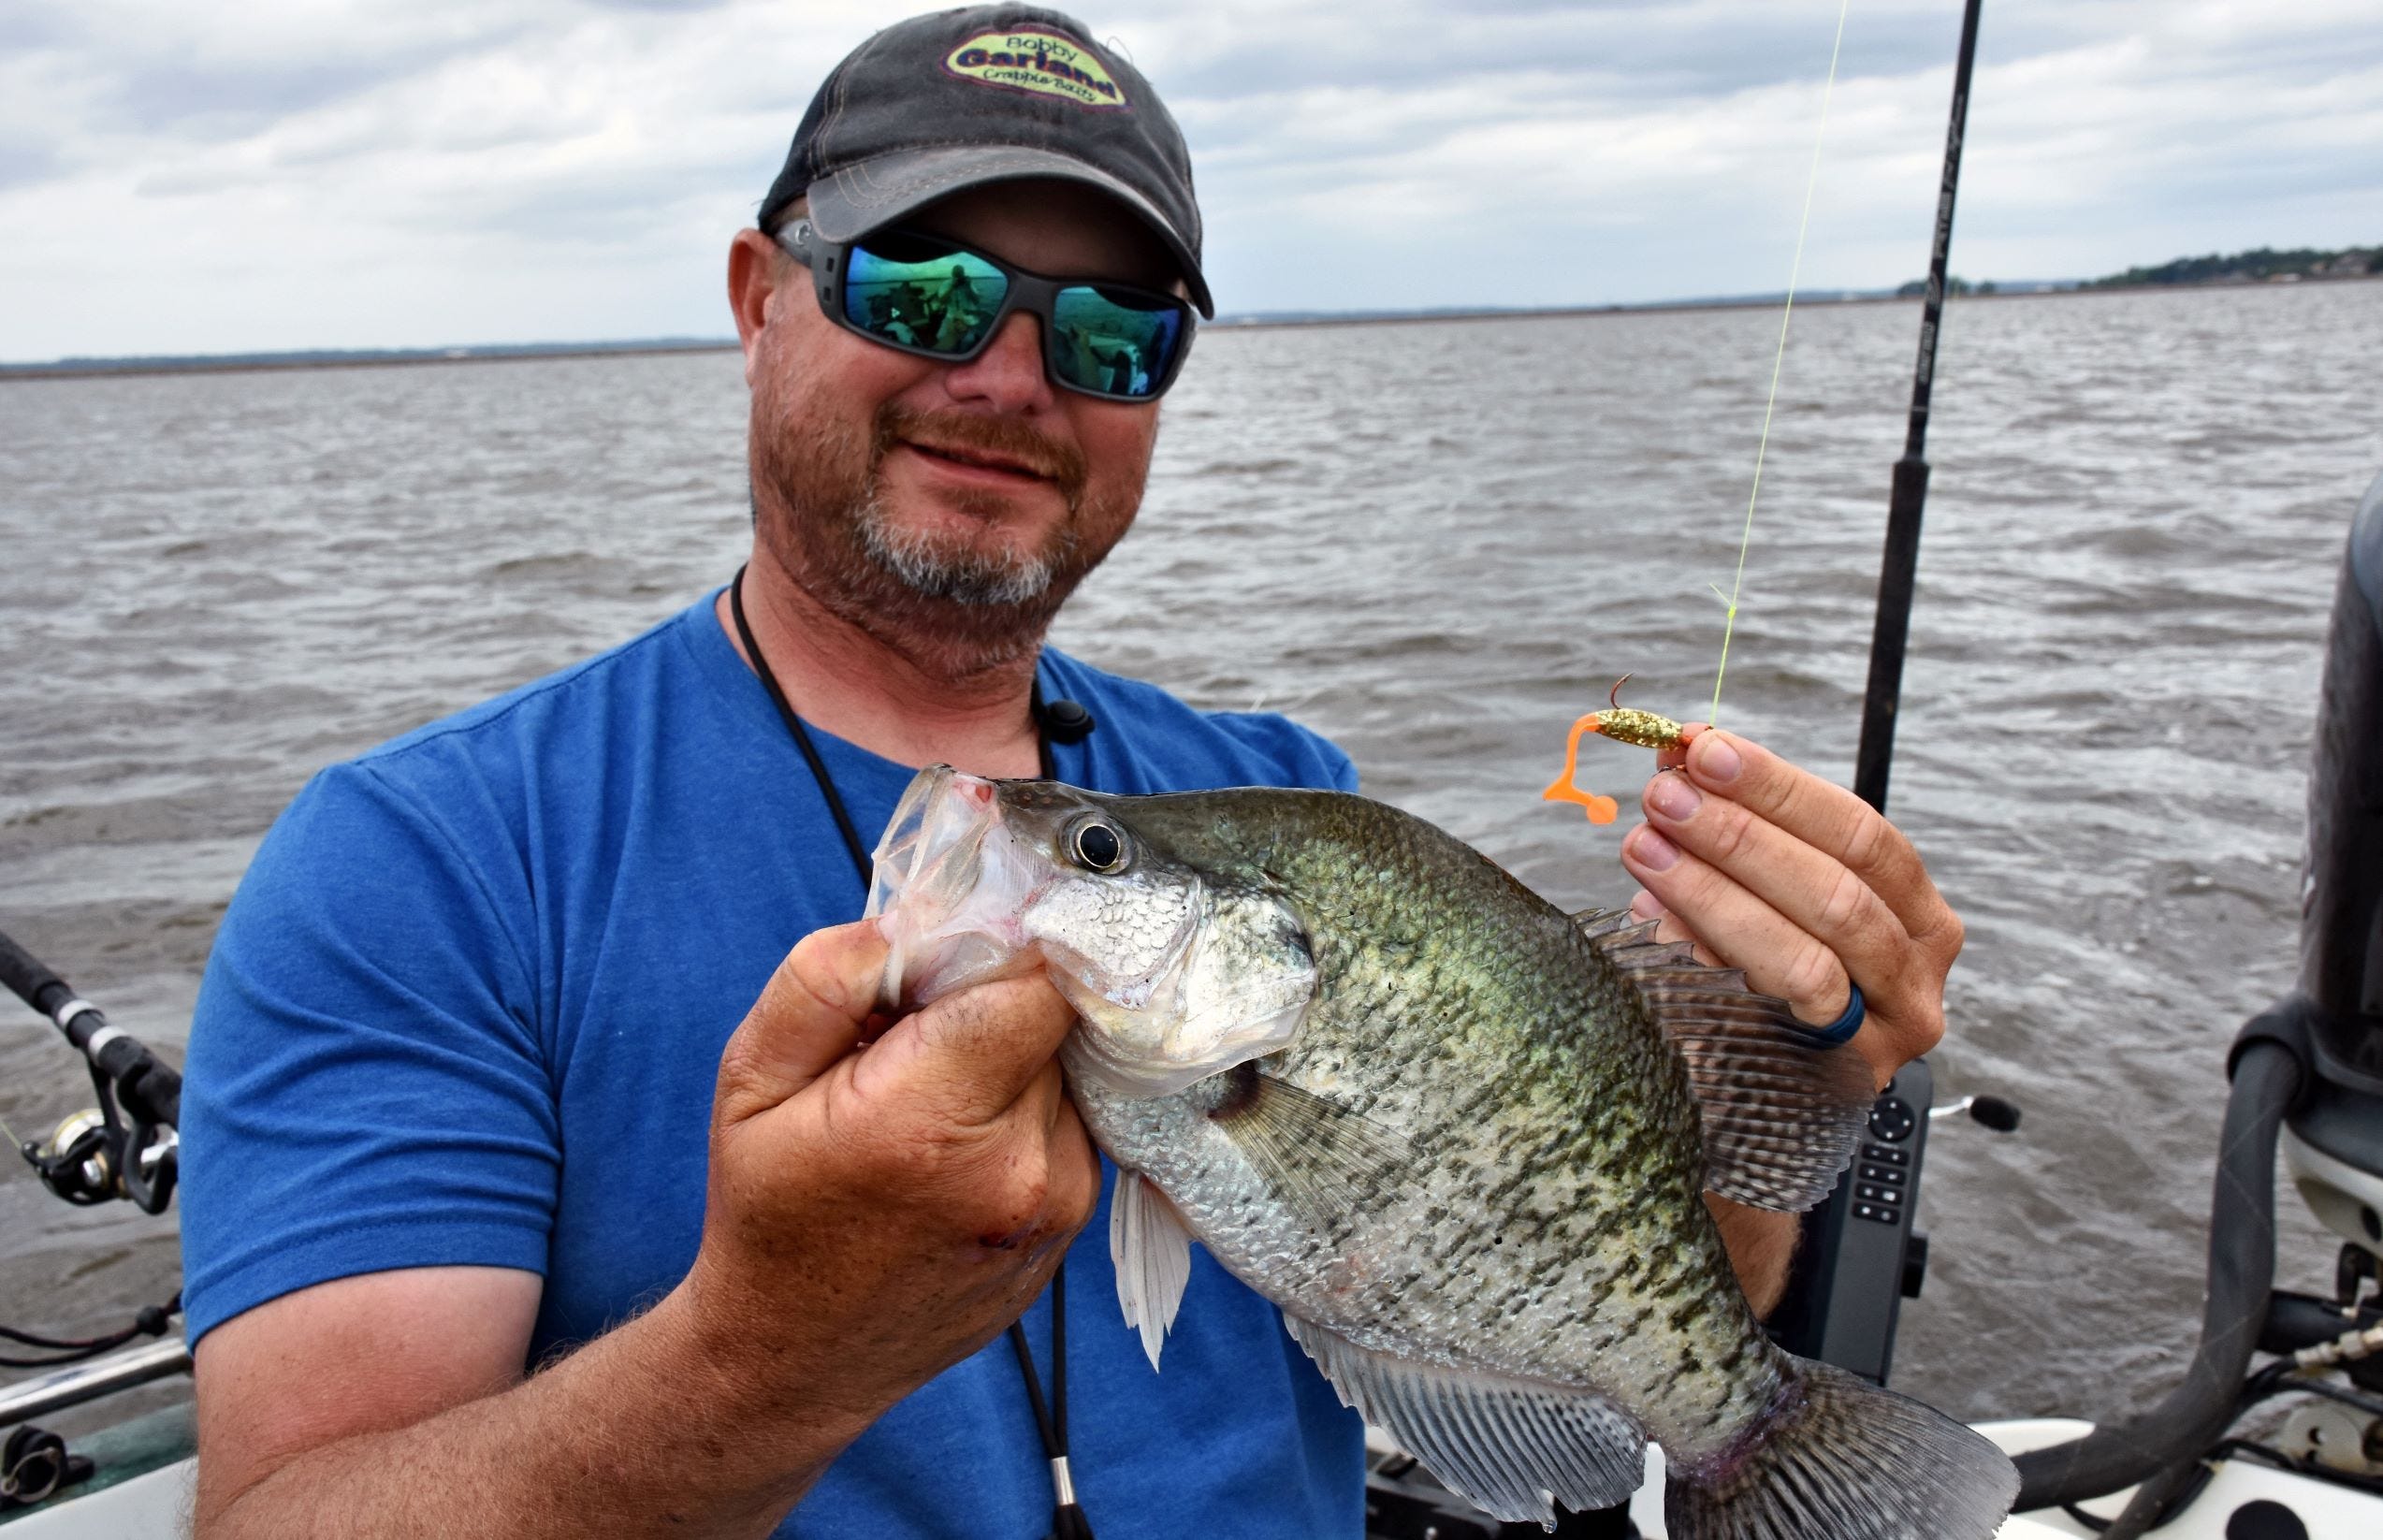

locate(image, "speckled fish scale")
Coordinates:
1067 792 1781 1463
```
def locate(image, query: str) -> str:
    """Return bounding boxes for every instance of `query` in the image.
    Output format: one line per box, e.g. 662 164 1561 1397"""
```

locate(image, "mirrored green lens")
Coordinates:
844 235 1006 356
1052 285 1184 400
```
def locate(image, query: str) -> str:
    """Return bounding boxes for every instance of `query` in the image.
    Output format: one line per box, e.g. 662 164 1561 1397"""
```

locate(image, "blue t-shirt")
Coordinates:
180 593 1366 1537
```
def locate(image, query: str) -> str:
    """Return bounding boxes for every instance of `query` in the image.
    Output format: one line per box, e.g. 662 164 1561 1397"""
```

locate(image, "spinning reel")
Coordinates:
18 1072 178 1214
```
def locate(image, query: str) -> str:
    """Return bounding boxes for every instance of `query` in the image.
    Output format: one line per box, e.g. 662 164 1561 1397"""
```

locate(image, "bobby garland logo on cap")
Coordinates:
945 30 1127 109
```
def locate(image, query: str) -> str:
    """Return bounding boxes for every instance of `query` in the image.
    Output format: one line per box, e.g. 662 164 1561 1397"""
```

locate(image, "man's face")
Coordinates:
738 179 1181 672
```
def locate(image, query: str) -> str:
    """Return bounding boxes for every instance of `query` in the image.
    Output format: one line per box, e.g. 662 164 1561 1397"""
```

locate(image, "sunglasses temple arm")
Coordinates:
774 221 818 268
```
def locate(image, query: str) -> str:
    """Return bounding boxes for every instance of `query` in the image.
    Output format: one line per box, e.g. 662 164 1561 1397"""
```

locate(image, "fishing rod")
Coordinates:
0 923 187 1516
0 926 181 1213
1853 0 1984 814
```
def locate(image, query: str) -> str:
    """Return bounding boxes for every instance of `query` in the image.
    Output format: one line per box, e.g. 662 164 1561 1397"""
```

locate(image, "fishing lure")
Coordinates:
1541 676 1687 825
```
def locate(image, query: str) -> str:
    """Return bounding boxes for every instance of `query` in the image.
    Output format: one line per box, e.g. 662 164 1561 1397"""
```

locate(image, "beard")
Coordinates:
854 478 1071 608
749 391 1139 679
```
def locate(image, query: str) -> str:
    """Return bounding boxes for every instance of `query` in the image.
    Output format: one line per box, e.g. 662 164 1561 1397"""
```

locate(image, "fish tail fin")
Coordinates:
1664 1356 2016 1540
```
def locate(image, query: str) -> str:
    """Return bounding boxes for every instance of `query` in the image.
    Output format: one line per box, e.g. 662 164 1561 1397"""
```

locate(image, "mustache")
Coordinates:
874 403 1087 496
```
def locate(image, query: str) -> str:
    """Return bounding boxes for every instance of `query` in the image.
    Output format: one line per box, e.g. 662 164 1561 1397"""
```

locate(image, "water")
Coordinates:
4 282 2380 1433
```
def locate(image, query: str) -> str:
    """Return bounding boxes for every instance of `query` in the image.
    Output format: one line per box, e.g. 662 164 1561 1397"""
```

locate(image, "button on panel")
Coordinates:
1868 1098 1917 1143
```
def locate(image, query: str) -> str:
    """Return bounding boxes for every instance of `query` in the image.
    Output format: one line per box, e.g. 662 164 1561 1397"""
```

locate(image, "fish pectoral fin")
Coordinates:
1209 1071 1406 1229
1284 1315 1648 1527
1573 908 1875 1213
1110 1169 1195 1372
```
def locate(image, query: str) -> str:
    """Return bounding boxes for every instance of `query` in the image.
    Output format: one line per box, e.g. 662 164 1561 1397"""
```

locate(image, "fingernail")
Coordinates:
1627 826 1678 871
1694 733 1742 783
1629 891 1664 921
1644 773 1701 821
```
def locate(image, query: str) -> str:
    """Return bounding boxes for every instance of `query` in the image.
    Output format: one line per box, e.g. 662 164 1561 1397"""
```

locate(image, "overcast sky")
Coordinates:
3 0 2376 361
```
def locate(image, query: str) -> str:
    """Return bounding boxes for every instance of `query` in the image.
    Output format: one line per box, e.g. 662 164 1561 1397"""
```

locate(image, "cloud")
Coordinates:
1158 0 2383 310
0 0 2376 359
0 135 64 195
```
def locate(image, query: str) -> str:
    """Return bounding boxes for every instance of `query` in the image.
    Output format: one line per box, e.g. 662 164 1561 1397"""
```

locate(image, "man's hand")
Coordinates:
1621 725 1961 1090
685 918 1101 1429
194 919 1098 1539
1619 727 1963 1316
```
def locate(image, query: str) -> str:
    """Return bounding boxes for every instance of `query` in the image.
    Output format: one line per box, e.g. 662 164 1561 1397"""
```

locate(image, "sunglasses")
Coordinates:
776 221 1195 403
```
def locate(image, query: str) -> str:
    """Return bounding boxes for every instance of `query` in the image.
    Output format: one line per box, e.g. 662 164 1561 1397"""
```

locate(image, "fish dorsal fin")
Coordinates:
1572 908 1875 1212
1110 1169 1195 1372
1284 1314 1648 1525
1206 1069 1406 1229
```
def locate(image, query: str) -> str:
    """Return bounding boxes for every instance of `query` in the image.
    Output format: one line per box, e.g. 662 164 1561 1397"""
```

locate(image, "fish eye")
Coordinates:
1068 818 1128 874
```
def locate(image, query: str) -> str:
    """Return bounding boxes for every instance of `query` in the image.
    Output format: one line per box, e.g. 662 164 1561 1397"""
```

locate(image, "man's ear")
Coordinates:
727 228 791 370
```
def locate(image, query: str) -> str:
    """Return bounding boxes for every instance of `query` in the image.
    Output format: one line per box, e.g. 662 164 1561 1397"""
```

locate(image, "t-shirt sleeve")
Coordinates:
1322 735 1359 793
178 759 557 1345
1207 710 1360 794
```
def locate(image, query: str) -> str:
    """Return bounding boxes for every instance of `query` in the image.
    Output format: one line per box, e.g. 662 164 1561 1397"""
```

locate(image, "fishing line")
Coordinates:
1708 0 1853 725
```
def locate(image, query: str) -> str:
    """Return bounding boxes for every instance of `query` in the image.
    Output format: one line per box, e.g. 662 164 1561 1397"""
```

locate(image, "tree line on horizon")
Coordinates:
1896 242 2376 299
2089 242 2378 288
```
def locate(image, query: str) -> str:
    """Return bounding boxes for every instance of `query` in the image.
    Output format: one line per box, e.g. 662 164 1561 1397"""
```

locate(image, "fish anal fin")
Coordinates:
1284 1314 1648 1525
1575 910 1874 1213
1205 1069 1405 1229
1110 1169 1195 1372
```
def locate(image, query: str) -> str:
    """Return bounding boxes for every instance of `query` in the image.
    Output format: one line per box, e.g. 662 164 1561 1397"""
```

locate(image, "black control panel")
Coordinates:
1765 1057 1932 1384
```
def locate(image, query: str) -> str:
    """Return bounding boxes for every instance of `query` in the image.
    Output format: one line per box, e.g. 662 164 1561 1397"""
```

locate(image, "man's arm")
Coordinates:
1705 1198 1801 1317
194 921 1100 1539
194 1267 835 1538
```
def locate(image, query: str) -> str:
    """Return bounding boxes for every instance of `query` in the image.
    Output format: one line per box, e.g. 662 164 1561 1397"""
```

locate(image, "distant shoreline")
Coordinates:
1242 269 2379 334
0 340 741 383
6 271 2374 382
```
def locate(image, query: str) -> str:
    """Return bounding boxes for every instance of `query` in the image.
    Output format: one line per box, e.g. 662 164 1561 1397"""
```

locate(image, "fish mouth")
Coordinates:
866 764 1040 1010
869 765 1196 1020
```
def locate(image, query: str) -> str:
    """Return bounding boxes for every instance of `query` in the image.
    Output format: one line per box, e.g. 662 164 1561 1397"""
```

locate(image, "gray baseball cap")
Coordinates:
758 5 1213 317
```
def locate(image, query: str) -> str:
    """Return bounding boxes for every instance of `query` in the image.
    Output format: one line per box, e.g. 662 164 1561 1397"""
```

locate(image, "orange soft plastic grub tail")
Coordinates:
1541 676 1688 825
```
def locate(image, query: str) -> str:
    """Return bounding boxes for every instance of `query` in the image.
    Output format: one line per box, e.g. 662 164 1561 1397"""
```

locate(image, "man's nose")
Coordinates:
941 312 1053 414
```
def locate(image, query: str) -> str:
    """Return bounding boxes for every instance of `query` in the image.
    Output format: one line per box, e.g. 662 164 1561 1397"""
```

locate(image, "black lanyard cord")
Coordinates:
728 567 875 882
1008 1274 1092 1540
725 567 1091 1539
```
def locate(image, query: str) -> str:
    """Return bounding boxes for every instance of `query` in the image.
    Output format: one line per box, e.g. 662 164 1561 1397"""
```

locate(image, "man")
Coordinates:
929 261 986 350
178 7 1963 1537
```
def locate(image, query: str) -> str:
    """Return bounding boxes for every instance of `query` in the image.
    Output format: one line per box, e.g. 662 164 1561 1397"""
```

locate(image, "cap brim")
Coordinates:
803 145 1213 319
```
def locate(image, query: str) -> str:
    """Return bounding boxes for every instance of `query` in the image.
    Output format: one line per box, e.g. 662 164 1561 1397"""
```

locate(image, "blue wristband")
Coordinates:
1796 982 1866 1046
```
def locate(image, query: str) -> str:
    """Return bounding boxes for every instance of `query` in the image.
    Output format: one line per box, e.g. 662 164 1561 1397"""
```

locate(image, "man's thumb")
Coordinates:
714 919 890 1126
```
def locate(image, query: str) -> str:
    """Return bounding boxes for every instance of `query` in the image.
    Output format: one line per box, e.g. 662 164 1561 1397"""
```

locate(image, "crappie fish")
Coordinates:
866 766 2018 1538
